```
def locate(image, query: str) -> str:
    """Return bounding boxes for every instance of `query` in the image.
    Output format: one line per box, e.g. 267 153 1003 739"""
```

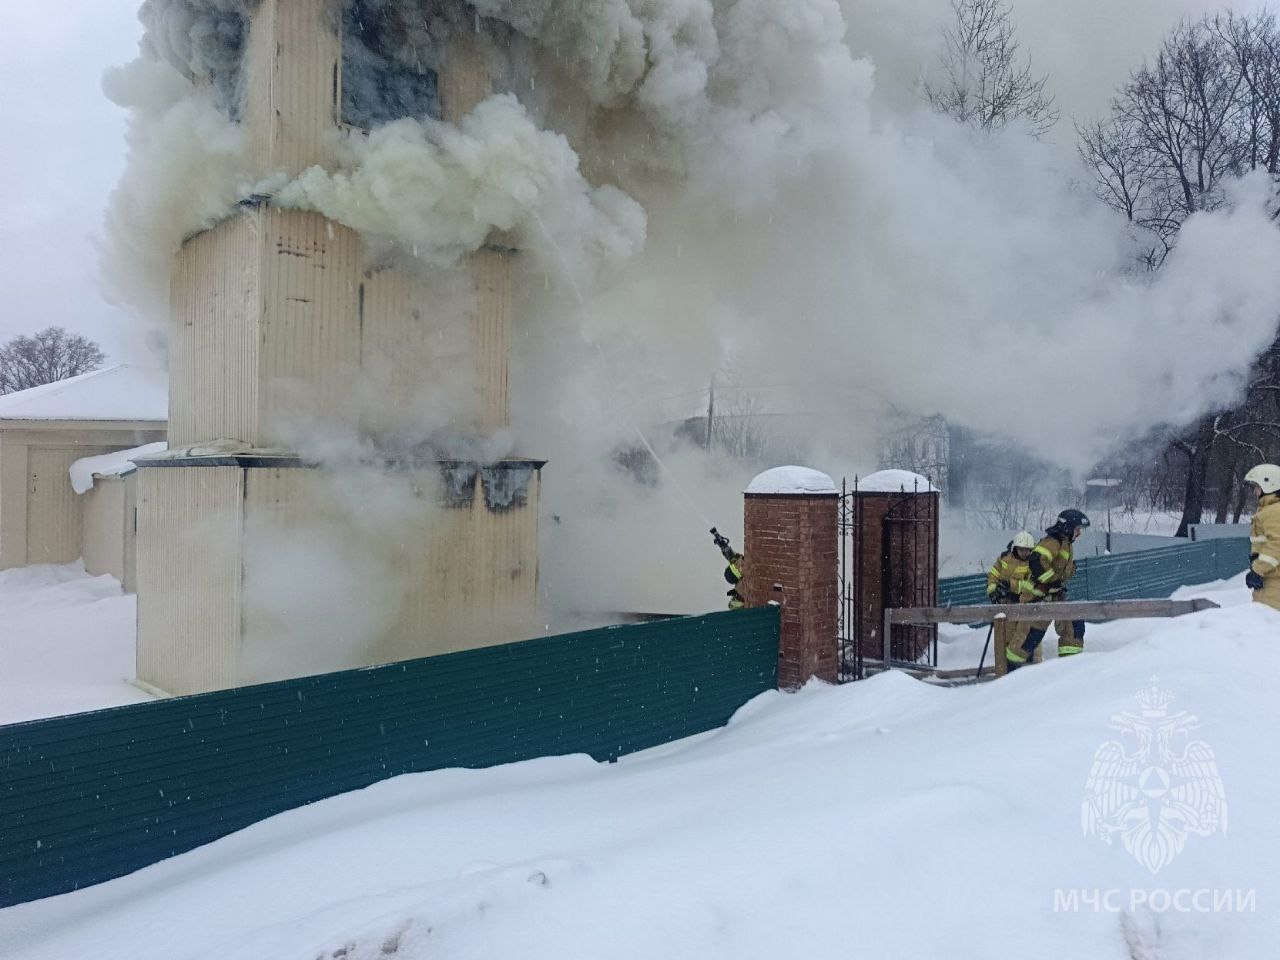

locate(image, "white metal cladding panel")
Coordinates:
378 487 473 663
257 209 362 447
239 467 307 684
135 467 245 696
358 267 426 427
122 475 139 594
242 465 456 676
0 437 28 569
27 447 114 565
385 470 540 661
133 462 541 691
439 31 493 122
243 0 339 178
481 470 539 629
357 267 472 434
239 466 356 684
170 215 260 446
3 427 166 447
467 249 513 431
81 478 127 583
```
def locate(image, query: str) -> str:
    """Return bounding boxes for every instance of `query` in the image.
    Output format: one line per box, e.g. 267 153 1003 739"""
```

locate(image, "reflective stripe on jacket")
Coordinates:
987 550 1034 598
1022 534 1074 600
1251 493 1280 577
1250 493 1280 613
724 558 743 586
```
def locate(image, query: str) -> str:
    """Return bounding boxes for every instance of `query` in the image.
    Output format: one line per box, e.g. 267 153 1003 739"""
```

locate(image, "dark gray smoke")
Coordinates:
138 0 252 113
341 0 447 127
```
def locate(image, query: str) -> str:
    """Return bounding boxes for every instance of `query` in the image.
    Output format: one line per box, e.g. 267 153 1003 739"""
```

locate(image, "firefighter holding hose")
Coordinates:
711 528 745 610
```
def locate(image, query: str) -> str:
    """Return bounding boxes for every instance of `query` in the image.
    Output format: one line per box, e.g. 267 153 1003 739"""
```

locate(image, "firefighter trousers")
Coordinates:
1007 599 1085 665
995 615 1042 675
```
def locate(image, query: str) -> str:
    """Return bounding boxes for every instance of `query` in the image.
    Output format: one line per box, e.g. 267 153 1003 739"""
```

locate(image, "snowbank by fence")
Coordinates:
938 537 1250 606
0 607 779 907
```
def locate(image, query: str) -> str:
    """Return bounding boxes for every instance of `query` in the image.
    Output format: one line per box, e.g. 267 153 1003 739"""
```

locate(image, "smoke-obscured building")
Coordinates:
136 1 542 696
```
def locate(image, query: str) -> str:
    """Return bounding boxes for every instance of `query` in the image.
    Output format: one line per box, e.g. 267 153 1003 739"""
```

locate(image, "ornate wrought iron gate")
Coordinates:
838 476 940 681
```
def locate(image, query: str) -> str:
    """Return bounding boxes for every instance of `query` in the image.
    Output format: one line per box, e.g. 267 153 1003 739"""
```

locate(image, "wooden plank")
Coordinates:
869 596 1218 687
887 597 1219 626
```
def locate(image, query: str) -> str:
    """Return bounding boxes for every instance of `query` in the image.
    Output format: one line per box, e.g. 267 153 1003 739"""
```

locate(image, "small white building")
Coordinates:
0 365 167 577
72 442 168 591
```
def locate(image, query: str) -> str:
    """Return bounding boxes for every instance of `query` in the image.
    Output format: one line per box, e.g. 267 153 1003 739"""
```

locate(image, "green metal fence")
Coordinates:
938 538 1250 606
0 607 779 908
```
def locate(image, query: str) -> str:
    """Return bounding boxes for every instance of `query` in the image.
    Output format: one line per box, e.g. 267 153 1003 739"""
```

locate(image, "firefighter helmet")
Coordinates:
1244 464 1280 495
1012 531 1036 550
1055 509 1090 531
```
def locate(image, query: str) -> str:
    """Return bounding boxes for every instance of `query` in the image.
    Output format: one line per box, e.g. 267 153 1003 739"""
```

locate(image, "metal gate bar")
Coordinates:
838 475 938 682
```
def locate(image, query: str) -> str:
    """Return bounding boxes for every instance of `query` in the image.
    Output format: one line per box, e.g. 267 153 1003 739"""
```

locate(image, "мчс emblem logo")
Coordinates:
1081 679 1227 875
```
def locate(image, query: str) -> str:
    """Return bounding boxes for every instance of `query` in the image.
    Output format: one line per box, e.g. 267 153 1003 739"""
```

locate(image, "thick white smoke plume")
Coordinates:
100 55 249 325
276 95 645 278
106 0 1280 621
488 0 1280 472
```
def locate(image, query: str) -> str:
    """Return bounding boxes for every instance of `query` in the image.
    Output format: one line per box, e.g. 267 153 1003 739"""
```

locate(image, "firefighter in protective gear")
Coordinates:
988 532 1039 674
711 528 746 610
1244 464 1280 613
1006 509 1090 672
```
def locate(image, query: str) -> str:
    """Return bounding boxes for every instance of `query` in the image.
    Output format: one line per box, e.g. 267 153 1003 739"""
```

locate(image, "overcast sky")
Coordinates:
0 0 1271 365
0 1 141 361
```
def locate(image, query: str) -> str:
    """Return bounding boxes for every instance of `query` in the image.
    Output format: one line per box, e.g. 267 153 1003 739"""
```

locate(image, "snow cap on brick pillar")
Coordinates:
743 466 839 689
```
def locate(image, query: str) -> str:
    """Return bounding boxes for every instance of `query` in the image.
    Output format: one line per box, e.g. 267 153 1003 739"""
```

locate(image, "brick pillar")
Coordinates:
743 467 839 689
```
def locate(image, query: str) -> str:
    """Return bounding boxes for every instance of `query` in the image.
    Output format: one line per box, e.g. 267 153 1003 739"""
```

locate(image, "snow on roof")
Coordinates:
856 469 939 494
70 442 168 495
0 364 167 423
745 466 838 496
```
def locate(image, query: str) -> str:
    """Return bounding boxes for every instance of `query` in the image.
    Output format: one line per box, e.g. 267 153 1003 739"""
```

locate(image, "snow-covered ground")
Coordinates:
1 567 1277 959
0 564 150 725
1100 510 1185 536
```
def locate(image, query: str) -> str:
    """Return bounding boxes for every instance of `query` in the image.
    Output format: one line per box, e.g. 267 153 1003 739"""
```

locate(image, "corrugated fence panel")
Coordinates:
1082 542 1213 600
939 539 1251 606
0 607 778 908
938 573 988 606
1213 537 1251 581
942 576 988 604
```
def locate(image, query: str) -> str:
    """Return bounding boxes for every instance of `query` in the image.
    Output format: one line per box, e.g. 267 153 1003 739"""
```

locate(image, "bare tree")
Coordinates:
1079 10 1280 533
878 415 950 493
1081 13 1280 264
0 327 106 394
710 389 770 461
925 0 1058 137
1214 10 1280 189
1077 115 1172 269
1168 415 1219 537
